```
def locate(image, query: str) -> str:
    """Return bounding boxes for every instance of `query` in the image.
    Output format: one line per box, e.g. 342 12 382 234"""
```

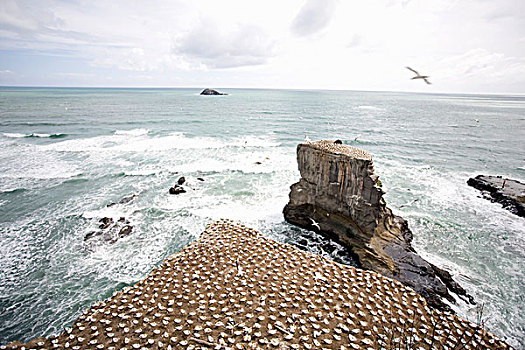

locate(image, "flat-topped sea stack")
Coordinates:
2 220 511 349
467 175 525 217
284 140 473 311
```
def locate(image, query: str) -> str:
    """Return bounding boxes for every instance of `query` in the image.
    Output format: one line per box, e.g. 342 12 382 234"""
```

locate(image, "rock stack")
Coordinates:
284 140 473 311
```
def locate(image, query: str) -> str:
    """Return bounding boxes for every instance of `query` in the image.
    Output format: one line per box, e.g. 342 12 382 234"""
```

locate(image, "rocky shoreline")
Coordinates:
284 140 474 311
467 175 524 217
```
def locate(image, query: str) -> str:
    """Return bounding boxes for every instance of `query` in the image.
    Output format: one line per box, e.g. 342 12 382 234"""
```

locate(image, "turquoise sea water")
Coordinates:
0 87 524 348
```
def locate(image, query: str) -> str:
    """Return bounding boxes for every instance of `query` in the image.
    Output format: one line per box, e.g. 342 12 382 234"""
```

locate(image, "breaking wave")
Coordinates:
2 133 68 139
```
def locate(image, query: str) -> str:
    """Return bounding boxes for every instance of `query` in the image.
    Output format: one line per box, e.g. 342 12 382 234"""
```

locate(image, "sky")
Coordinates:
1 0 524 94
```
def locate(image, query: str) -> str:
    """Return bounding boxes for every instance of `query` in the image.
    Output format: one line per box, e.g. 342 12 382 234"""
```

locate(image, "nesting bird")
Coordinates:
305 140 372 161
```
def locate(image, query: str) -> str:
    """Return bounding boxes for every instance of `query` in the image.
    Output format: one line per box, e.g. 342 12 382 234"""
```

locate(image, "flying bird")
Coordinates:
406 67 431 84
310 218 320 231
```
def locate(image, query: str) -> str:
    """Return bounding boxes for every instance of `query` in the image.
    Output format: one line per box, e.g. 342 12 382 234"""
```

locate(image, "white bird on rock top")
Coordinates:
406 66 431 84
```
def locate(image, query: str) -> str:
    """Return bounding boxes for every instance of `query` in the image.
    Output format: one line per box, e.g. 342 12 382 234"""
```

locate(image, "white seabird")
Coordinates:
310 218 320 231
406 67 431 84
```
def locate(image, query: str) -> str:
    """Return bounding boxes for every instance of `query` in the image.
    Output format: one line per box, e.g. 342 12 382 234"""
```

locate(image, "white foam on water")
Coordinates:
42 135 113 152
175 151 295 175
44 132 280 154
0 147 82 181
191 194 289 226
82 206 130 221
123 169 159 176
3 133 27 138
114 128 149 136
355 105 384 111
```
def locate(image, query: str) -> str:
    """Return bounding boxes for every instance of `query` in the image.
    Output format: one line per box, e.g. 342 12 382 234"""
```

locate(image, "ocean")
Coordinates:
0 87 524 348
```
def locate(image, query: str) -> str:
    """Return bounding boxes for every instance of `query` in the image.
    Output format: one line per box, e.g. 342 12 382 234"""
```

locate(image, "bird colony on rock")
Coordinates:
3 219 512 350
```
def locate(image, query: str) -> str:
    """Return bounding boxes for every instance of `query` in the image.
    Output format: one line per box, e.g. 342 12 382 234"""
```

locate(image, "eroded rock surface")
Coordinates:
284 140 473 311
467 175 524 217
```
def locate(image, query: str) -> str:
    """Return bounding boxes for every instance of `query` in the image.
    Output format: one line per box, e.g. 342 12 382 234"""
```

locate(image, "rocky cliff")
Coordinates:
284 140 473 311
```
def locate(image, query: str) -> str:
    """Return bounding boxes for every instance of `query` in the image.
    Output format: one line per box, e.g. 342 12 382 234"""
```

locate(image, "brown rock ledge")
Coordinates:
283 140 474 311
2 219 511 349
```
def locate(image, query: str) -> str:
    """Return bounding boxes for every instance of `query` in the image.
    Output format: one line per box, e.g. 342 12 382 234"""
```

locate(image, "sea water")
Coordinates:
0 87 524 348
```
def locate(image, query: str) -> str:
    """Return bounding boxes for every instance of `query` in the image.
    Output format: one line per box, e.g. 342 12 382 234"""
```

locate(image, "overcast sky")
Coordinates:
1 0 524 93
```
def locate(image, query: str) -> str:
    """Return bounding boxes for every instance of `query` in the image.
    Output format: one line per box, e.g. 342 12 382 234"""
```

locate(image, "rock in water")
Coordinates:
467 175 524 217
98 217 113 229
169 185 186 194
283 140 473 311
106 194 137 207
84 217 133 246
118 225 133 239
200 88 227 95
177 176 186 185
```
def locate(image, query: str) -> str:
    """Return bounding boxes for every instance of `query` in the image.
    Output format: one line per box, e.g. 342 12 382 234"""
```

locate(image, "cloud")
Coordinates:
93 48 153 71
173 19 276 69
0 0 48 32
433 48 525 91
346 34 362 49
290 0 337 37
0 0 130 54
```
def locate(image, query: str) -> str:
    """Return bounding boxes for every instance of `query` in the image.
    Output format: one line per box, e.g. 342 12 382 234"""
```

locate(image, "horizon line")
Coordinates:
1 85 523 97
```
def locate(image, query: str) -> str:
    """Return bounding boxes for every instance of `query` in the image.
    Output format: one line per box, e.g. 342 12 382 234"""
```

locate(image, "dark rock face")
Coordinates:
283 140 473 311
200 88 227 95
467 175 524 217
177 176 186 185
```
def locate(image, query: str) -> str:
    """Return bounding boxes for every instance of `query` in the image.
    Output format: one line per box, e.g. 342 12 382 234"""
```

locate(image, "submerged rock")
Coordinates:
200 88 227 95
467 175 524 217
107 194 137 207
84 217 133 246
283 140 474 311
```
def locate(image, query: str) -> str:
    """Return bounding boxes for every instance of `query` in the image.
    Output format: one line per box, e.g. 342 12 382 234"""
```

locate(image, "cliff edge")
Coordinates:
284 140 473 311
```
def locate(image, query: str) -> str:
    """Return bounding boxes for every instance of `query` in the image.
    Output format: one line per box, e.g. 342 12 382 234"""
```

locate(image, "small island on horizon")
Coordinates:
200 88 228 95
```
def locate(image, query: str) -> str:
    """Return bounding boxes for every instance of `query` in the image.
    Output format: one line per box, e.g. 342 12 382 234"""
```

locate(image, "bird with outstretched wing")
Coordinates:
406 66 431 84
